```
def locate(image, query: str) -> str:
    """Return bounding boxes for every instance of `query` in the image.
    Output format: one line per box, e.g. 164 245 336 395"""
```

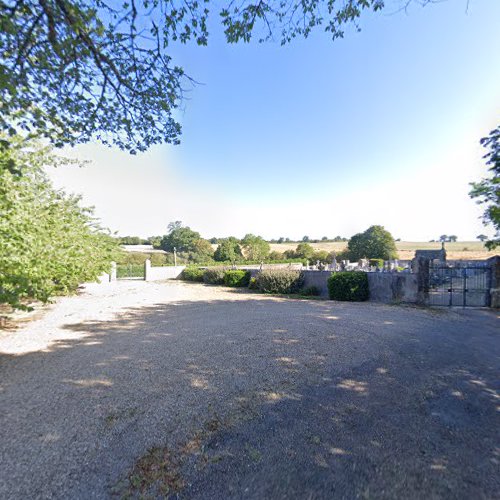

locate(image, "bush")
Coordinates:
256 269 305 294
302 286 321 296
203 267 226 284
181 267 204 282
327 272 369 301
248 277 258 290
369 258 384 268
224 270 251 287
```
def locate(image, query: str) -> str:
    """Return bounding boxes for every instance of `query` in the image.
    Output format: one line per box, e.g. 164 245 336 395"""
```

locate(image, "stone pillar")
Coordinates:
110 261 117 282
413 257 430 305
488 256 500 308
144 259 151 282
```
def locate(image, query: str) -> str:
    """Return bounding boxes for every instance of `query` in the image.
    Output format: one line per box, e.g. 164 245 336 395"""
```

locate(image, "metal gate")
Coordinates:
428 264 491 307
116 263 145 280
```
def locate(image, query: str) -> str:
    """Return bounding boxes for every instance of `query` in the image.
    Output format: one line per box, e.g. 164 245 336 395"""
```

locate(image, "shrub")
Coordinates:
181 267 204 282
248 277 258 290
327 272 369 301
224 270 251 287
369 258 384 268
302 286 321 296
203 267 227 284
256 269 305 294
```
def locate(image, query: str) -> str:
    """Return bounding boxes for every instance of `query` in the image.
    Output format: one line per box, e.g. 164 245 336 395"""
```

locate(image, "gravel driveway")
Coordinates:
0 281 498 499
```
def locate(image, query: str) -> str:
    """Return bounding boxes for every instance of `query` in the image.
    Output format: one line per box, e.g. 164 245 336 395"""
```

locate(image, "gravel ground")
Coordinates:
0 280 498 499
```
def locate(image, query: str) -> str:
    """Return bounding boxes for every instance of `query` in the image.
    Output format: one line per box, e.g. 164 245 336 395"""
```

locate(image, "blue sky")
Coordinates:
48 0 500 240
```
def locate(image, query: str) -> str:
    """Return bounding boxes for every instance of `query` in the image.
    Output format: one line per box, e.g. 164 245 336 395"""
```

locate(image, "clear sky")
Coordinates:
47 0 500 241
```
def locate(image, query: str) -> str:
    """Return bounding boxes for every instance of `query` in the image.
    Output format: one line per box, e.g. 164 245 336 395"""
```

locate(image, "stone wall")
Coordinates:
144 260 186 281
367 273 418 304
302 271 332 297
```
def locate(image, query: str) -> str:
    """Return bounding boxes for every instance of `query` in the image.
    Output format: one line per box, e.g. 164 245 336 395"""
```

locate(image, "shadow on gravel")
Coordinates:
0 297 498 499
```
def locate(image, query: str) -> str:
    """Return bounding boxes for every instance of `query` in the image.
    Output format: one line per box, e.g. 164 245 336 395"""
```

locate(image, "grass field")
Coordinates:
268 241 497 261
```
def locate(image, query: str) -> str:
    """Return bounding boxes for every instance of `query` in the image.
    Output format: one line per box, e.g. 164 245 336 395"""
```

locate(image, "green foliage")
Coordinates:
116 264 144 279
118 236 147 245
160 223 202 253
312 250 330 263
0 1 390 151
470 126 500 249
327 272 369 301
241 234 270 261
268 250 284 261
181 267 205 282
116 251 173 266
0 136 117 309
147 236 163 248
248 277 258 290
203 267 227 285
369 258 384 268
214 237 243 262
294 242 315 260
223 270 251 287
347 225 398 261
256 269 305 294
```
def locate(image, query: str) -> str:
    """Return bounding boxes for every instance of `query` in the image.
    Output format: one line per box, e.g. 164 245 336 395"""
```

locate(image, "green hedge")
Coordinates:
327 272 369 301
203 267 226 284
224 270 251 287
181 267 204 282
256 269 305 294
369 259 384 269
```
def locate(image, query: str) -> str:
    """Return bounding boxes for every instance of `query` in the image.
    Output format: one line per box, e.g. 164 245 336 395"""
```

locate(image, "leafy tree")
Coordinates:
312 250 330 263
439 235 448 242
1 0 401 151
470 127 500 249
347 225 398 261
477 234 488 242
0 135 117 309
241 234 270 261
448 235 458 242
294 242 315 260
191 238 214 260
321 236 328 241
302 235 310 242
269 250 285 261
277 237 285 244
160 223 201 253
118 236 143 245
147 235 163 248
214 237 243 263
209 237 219 244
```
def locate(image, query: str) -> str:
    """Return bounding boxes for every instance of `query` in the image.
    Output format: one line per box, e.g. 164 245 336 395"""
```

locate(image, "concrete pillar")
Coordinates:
144 259 151 282
110 261 117 282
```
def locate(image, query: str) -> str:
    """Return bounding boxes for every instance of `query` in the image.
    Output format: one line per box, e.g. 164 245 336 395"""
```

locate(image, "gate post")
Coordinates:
110 261 117 282
488 256 500 308
413 257 430 305
144 259 151 282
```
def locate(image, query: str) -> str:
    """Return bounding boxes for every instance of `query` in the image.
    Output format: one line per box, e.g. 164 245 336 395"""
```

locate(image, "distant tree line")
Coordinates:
117 224 398 265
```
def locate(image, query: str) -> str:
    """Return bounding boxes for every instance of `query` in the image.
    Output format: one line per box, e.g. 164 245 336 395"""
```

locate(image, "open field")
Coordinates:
0 281 498 498
269 241 498 261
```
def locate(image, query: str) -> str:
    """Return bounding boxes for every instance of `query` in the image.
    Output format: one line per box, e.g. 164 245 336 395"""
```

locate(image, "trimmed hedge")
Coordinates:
203 267 226 284
256 269 305 294
224 270 251 287
181 267 204 282
327 272 369 301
